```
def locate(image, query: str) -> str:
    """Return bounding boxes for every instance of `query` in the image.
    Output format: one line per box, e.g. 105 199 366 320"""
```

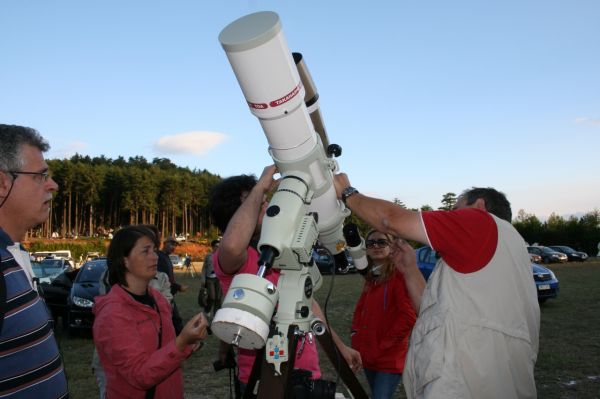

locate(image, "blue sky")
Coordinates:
1 1 598 220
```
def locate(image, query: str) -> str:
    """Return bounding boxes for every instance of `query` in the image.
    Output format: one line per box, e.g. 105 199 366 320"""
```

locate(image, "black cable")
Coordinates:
320 247 342 391
0 173 16 208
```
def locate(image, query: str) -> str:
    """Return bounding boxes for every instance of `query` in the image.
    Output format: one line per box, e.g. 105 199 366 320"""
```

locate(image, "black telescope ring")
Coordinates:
277 175 311 204
305 93 319 108
277 188 309 205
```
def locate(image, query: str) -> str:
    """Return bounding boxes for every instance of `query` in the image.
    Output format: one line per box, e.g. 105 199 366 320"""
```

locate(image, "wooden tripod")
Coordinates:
243 324 368 399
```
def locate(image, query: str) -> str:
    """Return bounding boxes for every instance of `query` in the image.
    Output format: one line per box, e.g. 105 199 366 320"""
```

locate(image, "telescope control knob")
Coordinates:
297 306 310 318
326 143 342 158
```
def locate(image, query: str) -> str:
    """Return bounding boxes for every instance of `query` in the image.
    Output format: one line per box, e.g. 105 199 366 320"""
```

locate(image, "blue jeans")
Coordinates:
364 368 402 399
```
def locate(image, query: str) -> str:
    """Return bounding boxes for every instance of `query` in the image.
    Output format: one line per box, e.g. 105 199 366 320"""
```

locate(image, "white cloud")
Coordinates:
574 117 600 126
153 131 227 156
49 140 88 159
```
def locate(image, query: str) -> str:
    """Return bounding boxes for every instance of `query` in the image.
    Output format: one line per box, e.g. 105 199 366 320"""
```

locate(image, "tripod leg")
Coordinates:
251 325 298 399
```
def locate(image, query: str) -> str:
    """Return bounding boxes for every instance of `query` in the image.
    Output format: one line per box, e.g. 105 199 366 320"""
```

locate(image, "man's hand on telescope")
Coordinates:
333 173 351 200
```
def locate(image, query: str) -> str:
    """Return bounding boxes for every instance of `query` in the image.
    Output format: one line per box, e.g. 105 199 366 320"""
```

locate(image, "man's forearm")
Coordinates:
345 193 428 244
403 268 426 312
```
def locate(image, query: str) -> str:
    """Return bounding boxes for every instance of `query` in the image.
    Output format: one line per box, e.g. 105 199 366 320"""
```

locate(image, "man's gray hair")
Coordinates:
460 187 512 222
0 124 50 172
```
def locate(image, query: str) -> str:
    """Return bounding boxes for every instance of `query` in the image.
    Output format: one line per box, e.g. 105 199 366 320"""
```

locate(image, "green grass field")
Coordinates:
57 260 600 398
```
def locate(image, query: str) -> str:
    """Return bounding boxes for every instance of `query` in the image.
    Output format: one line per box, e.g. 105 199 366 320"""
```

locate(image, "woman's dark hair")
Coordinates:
208 174 257 232
107 225 155 287
140 224 161 248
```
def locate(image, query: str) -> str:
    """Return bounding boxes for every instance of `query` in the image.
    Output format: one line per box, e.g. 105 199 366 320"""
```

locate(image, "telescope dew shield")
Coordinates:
219 11 316 162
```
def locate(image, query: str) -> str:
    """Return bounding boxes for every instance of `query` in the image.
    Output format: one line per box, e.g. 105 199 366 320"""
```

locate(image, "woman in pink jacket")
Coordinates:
93 225 208 399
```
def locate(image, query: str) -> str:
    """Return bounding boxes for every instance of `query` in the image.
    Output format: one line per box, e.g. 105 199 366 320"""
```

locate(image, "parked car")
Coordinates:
529 253 542 263
415 246 438 281
527 246 568 264
548 246 588 262
415 246 559 302
32 260 66 284
31 250 73 262
532 263 560 303
66 258 107 332
311 247 352 275
37 266 80 329
38 257 74 272
170 254 185 269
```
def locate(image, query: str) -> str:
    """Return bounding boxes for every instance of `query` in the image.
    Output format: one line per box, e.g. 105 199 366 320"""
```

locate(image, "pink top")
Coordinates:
214 246 321 383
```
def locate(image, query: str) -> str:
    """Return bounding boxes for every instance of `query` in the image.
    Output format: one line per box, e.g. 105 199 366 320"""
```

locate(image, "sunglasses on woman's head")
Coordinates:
366 239 390 249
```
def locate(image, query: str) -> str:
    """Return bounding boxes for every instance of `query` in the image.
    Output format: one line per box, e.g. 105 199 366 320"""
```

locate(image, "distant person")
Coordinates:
93 225 208 399
0 124 69 398
208 165 362 395
351 230 423 399
157 234 186 334
333 174 541 399
199 238 222 322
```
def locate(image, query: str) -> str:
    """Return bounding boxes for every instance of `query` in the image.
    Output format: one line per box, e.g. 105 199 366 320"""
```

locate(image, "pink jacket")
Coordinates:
93 284 193 399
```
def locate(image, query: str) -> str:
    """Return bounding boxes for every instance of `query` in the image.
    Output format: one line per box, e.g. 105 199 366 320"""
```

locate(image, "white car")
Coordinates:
169 254 185 269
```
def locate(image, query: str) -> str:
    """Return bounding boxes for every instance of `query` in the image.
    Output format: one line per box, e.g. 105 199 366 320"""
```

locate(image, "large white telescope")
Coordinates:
211 11 352 359
218 11 347 256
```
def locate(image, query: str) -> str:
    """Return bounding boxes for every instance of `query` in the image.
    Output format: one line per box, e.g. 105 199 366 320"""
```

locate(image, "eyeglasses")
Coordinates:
366 239 390 249
9 170 52 183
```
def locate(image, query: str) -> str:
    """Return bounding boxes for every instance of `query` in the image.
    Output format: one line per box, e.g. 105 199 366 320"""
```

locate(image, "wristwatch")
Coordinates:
341 186 359 205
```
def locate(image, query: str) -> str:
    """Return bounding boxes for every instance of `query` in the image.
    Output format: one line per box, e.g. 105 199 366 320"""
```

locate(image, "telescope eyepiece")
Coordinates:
327 144 342 158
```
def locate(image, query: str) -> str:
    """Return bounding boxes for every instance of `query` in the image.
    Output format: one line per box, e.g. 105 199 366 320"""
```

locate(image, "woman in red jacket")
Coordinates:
93 225 208 399
351 230 424 399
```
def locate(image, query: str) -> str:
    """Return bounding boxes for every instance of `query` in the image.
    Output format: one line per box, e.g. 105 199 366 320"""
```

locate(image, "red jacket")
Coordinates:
351 271 417 373
93 284 193 399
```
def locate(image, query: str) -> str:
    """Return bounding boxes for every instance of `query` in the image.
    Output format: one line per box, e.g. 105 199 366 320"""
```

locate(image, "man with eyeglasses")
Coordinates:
0 124 68 398
333 174 540 399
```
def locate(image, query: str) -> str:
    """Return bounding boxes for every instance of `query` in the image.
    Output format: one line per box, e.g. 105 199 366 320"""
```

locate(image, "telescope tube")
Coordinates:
219 11 347 257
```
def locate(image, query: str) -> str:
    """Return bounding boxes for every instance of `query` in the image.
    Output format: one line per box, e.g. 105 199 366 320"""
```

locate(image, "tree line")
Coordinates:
35 158 600 256
37 155 221 240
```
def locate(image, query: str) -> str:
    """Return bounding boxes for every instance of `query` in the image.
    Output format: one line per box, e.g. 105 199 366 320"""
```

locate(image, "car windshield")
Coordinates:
541 247 556 254
76 261 107 283
554 246 573 253
31 262 63 280
40 259 65 269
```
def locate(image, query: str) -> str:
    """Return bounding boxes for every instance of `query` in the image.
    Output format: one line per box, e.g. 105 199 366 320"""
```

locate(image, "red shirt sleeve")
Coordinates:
422 208 498 273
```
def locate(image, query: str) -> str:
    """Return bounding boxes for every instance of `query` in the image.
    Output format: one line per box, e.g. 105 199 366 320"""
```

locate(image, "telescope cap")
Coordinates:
219 11 282 52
